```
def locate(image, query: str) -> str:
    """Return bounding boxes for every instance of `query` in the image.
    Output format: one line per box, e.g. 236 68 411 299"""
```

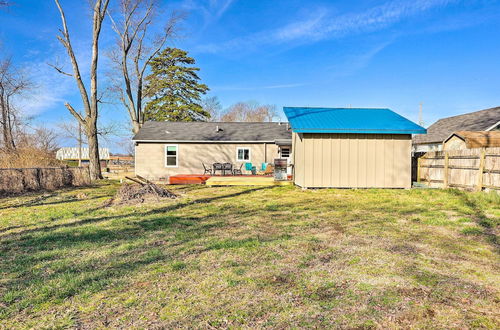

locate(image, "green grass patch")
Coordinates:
0 181 498 328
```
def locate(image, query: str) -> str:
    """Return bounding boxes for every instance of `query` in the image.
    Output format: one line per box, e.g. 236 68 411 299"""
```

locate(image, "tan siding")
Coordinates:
313 134 322 187
332 136 341 187
135 142 279 180
293 132 411 188
339 135 349 187
358 134 367 188
366 138 377 187
293 133 304 187
322 135 332 186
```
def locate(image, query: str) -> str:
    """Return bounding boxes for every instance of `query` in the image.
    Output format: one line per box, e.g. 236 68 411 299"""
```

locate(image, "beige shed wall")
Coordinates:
293 133 412 188
443 136 466 150
135 142 279 180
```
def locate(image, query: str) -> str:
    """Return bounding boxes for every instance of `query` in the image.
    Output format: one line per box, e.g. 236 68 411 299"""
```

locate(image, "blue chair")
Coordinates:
261 163 267 171
245 162 256 175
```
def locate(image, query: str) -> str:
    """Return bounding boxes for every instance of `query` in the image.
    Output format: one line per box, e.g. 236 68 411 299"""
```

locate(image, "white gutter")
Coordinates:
486 121 500 131
133 140 277 143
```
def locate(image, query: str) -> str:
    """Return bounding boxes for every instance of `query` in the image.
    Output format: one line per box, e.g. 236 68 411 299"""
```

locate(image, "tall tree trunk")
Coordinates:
0 97 15 150
53 0 109 180
86 120 101 180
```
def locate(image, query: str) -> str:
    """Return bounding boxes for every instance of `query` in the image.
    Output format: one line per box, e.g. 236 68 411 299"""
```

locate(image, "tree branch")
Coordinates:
47 63 73 77
64 103 85 126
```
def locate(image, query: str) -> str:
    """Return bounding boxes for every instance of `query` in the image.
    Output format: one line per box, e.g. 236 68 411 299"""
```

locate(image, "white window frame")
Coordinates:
165 144 179 168
236 147 251 162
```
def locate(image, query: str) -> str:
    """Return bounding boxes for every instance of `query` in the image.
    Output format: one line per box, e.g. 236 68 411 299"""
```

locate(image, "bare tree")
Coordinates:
52 0 110 180
220 101 277 122
0 58 31 151
16 126 59 153
58 120 86 165
58 118 122 165
202 96 222 122
108 0 184 134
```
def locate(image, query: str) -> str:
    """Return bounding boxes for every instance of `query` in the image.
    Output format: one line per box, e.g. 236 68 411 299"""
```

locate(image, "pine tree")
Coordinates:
144 48 210 121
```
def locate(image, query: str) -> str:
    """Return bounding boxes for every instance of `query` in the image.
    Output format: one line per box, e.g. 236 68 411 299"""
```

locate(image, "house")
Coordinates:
443 131 500 150
413 107 500 152
283 107 426 188
133 121 292 180
56 147 110 167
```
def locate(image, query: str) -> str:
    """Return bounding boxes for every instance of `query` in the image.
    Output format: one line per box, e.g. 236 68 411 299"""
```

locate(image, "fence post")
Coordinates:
417 157 422 183
476 148 486 192
443 152 449 188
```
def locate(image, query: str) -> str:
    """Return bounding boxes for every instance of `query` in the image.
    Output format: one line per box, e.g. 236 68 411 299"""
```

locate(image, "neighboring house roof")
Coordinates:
445 131 500 148
283 107 426 134
413 107 500 145
132 121 292 142
56 147 110 160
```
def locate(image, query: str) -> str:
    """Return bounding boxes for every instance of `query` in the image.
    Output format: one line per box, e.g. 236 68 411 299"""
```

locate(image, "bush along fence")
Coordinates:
0 167 91 196
417 147 500 191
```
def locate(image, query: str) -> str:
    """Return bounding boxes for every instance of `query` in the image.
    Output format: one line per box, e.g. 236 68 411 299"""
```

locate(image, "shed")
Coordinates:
283 107 426 188
443 131 500 150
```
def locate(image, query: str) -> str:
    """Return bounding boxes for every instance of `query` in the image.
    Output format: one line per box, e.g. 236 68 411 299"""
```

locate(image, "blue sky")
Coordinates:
1 0 500 151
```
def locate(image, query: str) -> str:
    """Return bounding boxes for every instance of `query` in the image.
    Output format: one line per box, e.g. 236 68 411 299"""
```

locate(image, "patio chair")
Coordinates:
257 163 274 176
232 163 243 175
245 162 256 175
222 162 233 176
202 163 212 175
213 162 223 175
263 164 274 176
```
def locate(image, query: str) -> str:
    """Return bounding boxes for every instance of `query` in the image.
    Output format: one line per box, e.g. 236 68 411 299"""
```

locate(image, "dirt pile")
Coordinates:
116 183 177 204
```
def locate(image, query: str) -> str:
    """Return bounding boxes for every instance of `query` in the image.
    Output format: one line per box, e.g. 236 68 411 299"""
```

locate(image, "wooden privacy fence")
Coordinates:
417 147 500 191
0 167 91 196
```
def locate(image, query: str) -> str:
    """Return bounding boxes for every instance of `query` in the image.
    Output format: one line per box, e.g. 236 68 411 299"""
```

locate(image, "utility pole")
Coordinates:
418 102 423 126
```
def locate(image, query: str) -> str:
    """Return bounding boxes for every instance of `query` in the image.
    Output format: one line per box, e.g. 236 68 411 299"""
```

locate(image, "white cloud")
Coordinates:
197 0 461 53
181 0 235 25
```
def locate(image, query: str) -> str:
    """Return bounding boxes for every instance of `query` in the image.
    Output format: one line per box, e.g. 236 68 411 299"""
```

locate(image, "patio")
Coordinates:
205 176 293 186
169 174 293 186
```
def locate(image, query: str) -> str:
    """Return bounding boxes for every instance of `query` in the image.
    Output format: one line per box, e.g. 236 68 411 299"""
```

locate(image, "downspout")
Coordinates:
264 142 267 163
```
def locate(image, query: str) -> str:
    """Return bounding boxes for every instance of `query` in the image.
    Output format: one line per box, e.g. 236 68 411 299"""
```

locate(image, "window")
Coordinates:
280 147 290 158
165 145 178 167
236 147 250 161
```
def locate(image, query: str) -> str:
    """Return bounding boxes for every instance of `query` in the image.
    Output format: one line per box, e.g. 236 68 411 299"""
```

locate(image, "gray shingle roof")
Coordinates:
133 121 292 142
413 107 500 144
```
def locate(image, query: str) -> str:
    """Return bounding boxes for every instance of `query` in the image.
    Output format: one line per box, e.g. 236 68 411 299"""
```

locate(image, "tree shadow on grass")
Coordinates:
0 184 102 205
0 186 279 318
1 186 275 239
445 189 498 252
0 194 111 211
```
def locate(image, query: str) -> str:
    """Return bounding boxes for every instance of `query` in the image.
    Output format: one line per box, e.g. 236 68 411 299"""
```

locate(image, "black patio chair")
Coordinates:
232 163 243 175
202 163 212 175
213 162 223 175
222 162 233 176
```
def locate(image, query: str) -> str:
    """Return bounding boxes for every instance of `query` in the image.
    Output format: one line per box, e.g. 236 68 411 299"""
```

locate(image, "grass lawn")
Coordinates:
0 182 499 328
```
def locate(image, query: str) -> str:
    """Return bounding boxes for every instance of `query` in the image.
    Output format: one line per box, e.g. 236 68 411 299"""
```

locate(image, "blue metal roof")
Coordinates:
283 107 427 134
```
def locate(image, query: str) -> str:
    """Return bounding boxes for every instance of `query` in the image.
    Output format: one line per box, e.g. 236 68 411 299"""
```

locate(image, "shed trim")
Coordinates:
292 128 426 134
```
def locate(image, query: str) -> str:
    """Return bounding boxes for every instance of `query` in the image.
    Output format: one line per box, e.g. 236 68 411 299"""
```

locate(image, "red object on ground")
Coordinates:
169 174 212 185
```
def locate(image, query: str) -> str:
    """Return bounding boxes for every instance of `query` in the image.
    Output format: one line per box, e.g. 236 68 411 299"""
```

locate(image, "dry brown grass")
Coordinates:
0 147 62 168
0 182 498 328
